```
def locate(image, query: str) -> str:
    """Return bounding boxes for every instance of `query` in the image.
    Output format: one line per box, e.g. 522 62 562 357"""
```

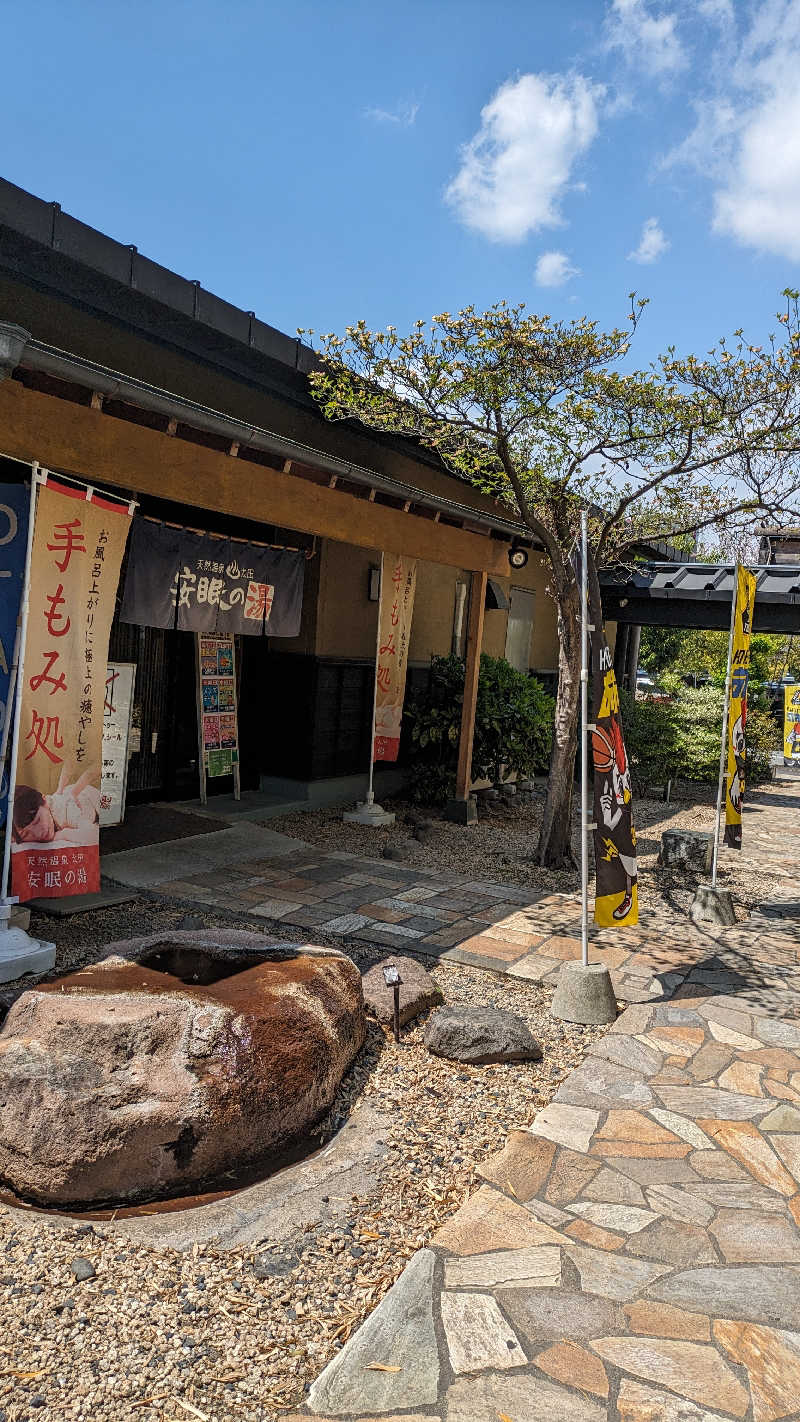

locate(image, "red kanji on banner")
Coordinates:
24 710 64 763
47 518 87 572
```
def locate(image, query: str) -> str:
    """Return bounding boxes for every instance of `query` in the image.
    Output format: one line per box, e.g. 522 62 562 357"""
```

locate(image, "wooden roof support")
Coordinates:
0 379 511 575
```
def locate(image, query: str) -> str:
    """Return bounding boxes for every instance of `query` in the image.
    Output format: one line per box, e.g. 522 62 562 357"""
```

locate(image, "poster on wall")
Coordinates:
10 478 132 900
373 553 417 762
196 634 240 802
121 518 304 637
0 481 30 839
99 663 136 827
723 565 757 850
783 683 800 765
591 626 638 927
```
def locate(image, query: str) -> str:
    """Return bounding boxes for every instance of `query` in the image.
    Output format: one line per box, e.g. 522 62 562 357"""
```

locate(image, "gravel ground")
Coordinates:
0 899 605 1422
266 780 784 913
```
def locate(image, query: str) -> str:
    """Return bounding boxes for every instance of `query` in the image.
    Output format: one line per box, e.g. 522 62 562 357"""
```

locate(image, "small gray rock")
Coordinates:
424 1006 543 1064
251 1248 299 1278
660 828 713 874
362 956 443 1027
381 843 414 862
70 1257 95 1282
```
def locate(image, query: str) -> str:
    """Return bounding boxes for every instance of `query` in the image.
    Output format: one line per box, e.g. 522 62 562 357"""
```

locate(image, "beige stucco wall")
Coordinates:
311 536 561 671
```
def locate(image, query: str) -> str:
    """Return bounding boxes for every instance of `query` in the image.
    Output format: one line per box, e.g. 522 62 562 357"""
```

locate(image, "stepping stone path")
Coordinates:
284 779 800 1420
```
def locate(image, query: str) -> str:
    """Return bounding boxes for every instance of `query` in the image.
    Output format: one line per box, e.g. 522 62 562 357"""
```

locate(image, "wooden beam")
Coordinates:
0 380 511 576
455 570 487 800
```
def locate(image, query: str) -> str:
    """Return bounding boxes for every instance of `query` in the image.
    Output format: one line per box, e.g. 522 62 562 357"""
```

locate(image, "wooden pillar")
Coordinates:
614 623 630 686
447 569 487 820
624 624 642 694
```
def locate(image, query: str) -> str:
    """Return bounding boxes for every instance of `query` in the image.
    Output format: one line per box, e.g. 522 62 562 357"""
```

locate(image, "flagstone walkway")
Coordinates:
262 780 799 1422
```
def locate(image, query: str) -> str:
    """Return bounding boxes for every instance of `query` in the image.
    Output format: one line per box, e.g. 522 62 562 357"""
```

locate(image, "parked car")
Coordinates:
635 670 670 702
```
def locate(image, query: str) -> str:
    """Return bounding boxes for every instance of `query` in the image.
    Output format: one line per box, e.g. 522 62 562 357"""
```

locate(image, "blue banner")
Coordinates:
0 482 30 835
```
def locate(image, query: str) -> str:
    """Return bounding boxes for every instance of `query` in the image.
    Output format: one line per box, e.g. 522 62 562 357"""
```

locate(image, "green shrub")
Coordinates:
404 654 554 805
620 685 778 792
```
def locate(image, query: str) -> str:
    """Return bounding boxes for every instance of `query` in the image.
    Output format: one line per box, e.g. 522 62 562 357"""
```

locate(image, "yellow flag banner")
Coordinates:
591 627 638 926
723 564 757 850
784 683 800 764
11 479 132 900
373 553 417 763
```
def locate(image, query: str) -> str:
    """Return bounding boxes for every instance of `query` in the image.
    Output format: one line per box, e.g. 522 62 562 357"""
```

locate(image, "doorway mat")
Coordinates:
99 805 229 855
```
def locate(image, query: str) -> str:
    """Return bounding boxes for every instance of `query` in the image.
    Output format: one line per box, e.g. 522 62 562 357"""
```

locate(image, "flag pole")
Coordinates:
580 509 590 968
711 566 738 889
366 551 384 809
1 464 40 905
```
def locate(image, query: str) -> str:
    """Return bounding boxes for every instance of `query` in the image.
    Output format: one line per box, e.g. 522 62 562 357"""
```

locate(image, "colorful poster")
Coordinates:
784 684 800 763
121 519 304 637
591 627 638 926
0 481 30 839
10 479 132 899
723 565 757 849
373 554 417 763
99 663 136 827
197 635 239 779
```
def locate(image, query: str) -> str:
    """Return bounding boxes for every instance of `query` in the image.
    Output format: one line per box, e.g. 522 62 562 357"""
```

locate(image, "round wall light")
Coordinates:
508 537 529 570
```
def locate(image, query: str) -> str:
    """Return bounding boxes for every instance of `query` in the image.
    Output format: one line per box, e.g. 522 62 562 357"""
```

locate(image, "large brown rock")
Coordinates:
0 930 365 1207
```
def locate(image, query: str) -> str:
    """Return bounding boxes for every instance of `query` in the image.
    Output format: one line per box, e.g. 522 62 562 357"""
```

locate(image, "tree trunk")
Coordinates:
535 577 581 868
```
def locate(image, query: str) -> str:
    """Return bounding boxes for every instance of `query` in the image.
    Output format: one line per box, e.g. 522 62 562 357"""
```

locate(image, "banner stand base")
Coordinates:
0 903 56 985
343 800 396 827
551 961 618 1025
690 883 736 927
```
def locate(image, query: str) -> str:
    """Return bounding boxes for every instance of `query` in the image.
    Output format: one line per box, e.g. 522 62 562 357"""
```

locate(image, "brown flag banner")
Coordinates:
591 626 638 926
11 479 132 900
373 553 417 763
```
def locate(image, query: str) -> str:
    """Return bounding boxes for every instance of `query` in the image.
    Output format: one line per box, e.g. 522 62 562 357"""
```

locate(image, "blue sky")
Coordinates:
4 0 800 366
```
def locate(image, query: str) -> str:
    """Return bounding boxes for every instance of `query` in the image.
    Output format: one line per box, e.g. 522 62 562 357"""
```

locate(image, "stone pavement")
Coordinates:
267 782 800 1421
102 780 800 1012
285 975 800 1422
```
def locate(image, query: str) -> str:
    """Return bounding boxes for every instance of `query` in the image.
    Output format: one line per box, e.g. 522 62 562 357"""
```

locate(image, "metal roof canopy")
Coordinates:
601 562 800 633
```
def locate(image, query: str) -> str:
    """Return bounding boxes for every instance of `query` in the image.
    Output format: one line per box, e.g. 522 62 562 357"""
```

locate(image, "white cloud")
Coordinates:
535 250 580 286
364 100 419 127
606 0 686 78
671 0 800 260
628 216 669 263
445 72 603 243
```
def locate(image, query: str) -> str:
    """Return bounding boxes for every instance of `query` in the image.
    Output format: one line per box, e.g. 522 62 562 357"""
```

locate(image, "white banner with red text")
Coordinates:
11 479 132 900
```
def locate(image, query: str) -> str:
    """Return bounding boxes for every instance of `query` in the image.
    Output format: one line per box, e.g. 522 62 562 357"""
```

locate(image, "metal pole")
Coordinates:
711 567 738 889
1 464 40 904
366 551 384 807
580 510 589 969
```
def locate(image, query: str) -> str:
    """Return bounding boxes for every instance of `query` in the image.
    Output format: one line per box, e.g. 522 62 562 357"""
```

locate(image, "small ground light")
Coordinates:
382 963 402 1042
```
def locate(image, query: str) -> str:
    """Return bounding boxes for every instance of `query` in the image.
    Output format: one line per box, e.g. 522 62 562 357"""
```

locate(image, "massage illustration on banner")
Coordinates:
10 478 132 900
